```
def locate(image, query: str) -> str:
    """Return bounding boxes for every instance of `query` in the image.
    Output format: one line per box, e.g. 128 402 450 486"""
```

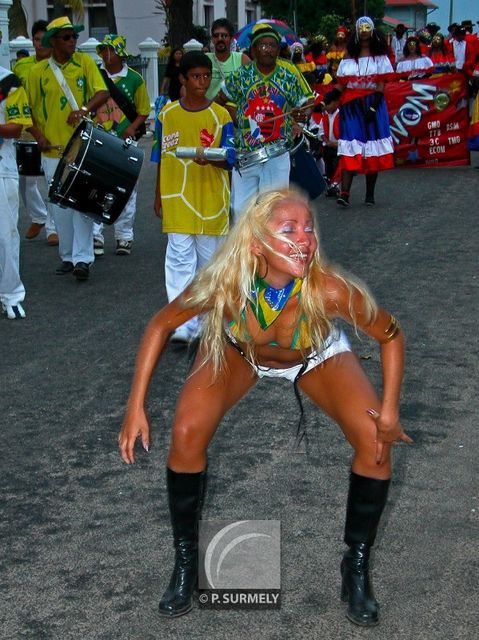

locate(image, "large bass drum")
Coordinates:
48 120 144 225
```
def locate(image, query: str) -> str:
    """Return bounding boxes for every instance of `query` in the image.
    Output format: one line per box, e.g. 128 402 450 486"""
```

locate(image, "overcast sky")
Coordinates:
429 0 477 31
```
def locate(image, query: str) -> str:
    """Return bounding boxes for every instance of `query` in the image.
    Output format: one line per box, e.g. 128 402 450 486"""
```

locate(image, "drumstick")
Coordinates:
260 103 312 125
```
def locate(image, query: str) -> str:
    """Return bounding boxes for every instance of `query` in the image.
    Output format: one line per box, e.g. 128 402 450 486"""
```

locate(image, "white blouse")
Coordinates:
396 56 434 78
336 55 394 90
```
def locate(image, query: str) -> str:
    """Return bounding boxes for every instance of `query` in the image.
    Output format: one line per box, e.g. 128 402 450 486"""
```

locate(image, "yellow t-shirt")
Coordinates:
27 52 107 157
0 77 33 178
12 55 39 87
152 100 234 235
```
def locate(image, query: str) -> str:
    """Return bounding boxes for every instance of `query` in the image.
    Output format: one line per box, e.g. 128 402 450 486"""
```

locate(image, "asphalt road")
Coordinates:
1 141 478 640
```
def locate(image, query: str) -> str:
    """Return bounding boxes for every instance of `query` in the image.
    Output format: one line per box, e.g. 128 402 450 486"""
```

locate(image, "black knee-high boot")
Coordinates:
158 468 206 617
341 471 390 627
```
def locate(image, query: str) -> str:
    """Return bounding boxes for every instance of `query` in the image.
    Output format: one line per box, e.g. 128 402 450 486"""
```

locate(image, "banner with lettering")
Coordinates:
384 73 470 167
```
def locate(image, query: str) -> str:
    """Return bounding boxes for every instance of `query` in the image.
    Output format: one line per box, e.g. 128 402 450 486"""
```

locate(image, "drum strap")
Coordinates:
48 58 80 111
99 69 146 140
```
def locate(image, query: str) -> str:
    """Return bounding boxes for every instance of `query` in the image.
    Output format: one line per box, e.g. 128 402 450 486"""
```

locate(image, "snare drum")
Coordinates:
48 120 144 225
236 140 289 170
16 140 43 176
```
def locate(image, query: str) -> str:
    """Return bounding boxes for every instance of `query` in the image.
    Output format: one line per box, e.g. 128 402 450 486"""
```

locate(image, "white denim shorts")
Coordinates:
226 326 351 382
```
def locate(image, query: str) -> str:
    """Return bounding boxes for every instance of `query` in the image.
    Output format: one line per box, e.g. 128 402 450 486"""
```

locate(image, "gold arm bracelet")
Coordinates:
384 315 401 342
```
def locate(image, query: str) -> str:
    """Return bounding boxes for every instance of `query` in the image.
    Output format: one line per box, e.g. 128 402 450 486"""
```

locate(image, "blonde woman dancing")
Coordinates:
118 188 412 625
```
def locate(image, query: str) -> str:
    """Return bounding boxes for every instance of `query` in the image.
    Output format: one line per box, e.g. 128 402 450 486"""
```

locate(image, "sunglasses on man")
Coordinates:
55 33 79 42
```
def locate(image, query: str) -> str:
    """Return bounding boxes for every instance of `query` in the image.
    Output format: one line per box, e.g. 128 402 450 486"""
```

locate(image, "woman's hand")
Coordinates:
367 408 413 465
118 406 151 464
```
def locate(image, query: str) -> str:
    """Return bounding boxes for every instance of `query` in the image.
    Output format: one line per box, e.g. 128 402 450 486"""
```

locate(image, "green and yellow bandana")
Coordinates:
250 277 302 330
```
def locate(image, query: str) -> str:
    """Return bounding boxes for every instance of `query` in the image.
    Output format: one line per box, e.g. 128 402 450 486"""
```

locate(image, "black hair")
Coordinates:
431 34 448 55
302 71 316 89
346 27 388 59
32 19 48 39
324 89 341 106
211 18 234 37
165 47 183 73
179 51 212 77
403 36 421 58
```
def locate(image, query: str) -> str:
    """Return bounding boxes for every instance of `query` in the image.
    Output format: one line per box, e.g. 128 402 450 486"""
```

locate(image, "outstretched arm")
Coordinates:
324 273 413 464
118 294 204 464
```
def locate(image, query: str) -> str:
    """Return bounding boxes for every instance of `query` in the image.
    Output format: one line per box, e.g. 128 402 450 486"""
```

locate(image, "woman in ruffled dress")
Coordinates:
334 17 395 207
428 33 456 74
396 35 434 80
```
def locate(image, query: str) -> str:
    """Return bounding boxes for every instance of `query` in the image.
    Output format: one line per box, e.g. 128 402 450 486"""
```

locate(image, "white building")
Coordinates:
19 1 262 53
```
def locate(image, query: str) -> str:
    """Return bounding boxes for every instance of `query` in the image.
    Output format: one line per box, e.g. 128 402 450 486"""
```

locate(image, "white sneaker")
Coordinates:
3 302 26 319
170 326 192 343
116 240 132 256
93 238 104 256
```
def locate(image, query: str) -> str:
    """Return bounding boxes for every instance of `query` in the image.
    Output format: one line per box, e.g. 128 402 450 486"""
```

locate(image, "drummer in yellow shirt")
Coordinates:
12 19 58 245
27 16 108 281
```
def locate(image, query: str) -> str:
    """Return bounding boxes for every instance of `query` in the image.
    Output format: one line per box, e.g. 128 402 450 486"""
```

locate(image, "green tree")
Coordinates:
9 0 86 38
8 0 28 38
318 14 345 44
260 0 385 36
154 0 195 48
105 0 118 33
51 0 85 20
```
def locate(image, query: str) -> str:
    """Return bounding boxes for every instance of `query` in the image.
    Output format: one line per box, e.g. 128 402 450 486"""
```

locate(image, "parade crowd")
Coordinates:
2 15 478 322
1 15 478 322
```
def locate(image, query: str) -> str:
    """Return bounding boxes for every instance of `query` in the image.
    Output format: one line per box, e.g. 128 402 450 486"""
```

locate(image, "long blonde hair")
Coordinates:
183 188 377 377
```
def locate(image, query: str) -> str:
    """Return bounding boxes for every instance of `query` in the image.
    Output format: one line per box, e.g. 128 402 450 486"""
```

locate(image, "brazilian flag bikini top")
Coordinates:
228 277 312 349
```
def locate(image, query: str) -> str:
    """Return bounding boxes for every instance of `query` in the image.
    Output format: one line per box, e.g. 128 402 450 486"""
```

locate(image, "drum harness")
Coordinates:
48 58 81 113
99 69 146 141
47 59 141 219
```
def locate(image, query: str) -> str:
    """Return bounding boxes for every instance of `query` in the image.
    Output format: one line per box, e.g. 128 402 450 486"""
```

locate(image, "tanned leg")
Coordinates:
159 343 258 617
298 352 392 627
168 343 259 472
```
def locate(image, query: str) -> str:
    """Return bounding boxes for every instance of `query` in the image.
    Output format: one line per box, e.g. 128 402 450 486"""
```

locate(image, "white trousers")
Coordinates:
19 174 56 235
42 156 94 265
0 177 25 306
231 152 290 223
92 186 138 242
165 233 223 334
